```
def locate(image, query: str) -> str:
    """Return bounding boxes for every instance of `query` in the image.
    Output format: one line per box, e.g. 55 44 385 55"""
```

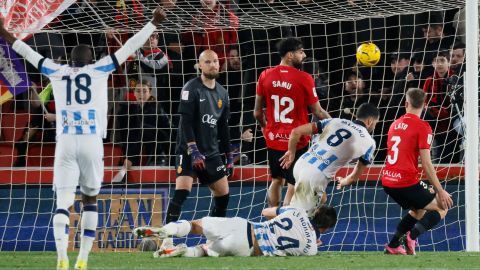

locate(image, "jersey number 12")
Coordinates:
62 74 92 105
271 95 294 123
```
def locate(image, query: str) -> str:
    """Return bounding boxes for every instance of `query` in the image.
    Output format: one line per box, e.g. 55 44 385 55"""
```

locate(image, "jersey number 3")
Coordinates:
62 74 92 105
387 136 401 165
271 95 294 123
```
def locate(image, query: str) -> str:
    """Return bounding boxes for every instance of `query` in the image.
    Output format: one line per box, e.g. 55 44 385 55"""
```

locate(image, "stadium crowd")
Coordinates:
0 0 468 168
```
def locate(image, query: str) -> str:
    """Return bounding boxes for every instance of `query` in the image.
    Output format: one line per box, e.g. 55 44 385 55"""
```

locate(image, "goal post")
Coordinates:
464 0 479 252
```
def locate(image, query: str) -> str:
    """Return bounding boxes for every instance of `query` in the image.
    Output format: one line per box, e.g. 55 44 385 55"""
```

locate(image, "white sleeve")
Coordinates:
12 40 45 70
114 22 156 65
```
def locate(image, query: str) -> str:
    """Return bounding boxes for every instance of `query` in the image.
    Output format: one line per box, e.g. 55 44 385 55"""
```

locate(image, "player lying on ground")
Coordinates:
280 103 379 217
133 205 337 257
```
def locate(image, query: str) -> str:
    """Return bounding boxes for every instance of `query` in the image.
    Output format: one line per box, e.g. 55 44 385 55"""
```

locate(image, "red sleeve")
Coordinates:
256 71 265 96
303 74 319 105
418 122 433 149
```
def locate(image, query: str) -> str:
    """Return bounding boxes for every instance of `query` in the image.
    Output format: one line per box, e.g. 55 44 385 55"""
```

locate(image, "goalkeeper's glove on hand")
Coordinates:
188 143 205 170
225 151 234 178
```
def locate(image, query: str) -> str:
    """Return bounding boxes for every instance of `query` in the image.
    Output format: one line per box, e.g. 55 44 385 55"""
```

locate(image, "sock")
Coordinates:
210 193 229 217
165 189 190 223
77 204 98 262
53 209 70 261
184 245 206 257
163 220 192 237
410 211 441 240
388 213 418 248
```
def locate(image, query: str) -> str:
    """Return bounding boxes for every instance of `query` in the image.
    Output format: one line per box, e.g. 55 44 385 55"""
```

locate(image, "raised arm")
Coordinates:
114 7 166 64
0 18 45 69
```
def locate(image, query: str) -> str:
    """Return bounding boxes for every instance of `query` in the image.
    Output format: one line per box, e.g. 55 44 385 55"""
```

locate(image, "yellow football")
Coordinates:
356 43 381 67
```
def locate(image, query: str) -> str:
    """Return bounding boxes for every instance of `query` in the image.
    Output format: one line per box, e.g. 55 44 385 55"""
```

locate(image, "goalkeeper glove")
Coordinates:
188 143 205 170
225 151 234 178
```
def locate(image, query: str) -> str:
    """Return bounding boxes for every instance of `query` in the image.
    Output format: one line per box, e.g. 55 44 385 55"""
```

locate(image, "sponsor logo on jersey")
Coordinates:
217 99 222 108
382 169 402 179
202 114 217 126
62 117 95 127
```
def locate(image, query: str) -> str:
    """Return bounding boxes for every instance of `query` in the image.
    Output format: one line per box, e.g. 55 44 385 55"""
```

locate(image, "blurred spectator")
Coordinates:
413 22 455 66
423 51 460 163
330 71 368 120
182 0 239 68
406 52 431 89
115 81 171 180
132 31 170 97
15 84 56 166
384 52 411 121
450 42 465 75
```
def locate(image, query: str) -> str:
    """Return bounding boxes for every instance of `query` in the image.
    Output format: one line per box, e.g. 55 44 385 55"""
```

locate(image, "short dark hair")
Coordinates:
453 42 466 51
70 44 93 66
311 205 337 230
356 103 379 120
406 88 425 109
390 52 411 63
277 37 303 58
434 50 450 61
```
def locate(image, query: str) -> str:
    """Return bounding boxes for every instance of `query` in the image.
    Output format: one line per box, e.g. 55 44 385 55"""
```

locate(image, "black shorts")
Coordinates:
267 147 308 185
383 181 436 210
175 152 226 185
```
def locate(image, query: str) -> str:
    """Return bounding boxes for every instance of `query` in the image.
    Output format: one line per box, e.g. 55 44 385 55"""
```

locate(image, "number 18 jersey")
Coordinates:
256 65 319 151
39 55 119 138
252 207 317 256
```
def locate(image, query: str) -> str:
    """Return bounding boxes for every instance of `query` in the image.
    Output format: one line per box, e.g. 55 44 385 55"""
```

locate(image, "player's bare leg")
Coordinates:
283 183 295 206
74 193 98 270
208 177 230 217
268 178 285 207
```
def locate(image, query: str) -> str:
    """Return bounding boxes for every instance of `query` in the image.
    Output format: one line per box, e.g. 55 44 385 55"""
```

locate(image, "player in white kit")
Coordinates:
0 8 166 270
133 205 337 258
280 103 380 217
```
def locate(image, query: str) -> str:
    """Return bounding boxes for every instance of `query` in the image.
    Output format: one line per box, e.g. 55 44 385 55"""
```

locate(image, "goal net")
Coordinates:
0 0 470 252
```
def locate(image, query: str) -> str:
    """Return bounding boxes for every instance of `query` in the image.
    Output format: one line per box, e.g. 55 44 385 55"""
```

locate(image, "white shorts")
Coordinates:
53 135 104 196
291 158 330 217
201 217 252 257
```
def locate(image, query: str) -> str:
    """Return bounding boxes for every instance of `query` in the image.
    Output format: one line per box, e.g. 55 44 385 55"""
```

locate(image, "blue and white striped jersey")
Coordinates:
252 207 317 256
11 22 157 138
302 118 376 178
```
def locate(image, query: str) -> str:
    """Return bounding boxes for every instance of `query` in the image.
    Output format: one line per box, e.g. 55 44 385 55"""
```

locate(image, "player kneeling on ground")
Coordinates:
134 205 337 257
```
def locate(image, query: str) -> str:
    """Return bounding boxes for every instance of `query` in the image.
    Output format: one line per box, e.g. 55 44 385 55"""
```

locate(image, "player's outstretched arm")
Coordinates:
0 18 16 44
280 122 316 169
336 160 368 189
309 102 331 119
419 149 453 210
261 207 279 220
114 7 166 64
0 18 46 69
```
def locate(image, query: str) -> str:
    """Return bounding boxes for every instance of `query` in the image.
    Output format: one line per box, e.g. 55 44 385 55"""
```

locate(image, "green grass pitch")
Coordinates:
1 252 480 269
